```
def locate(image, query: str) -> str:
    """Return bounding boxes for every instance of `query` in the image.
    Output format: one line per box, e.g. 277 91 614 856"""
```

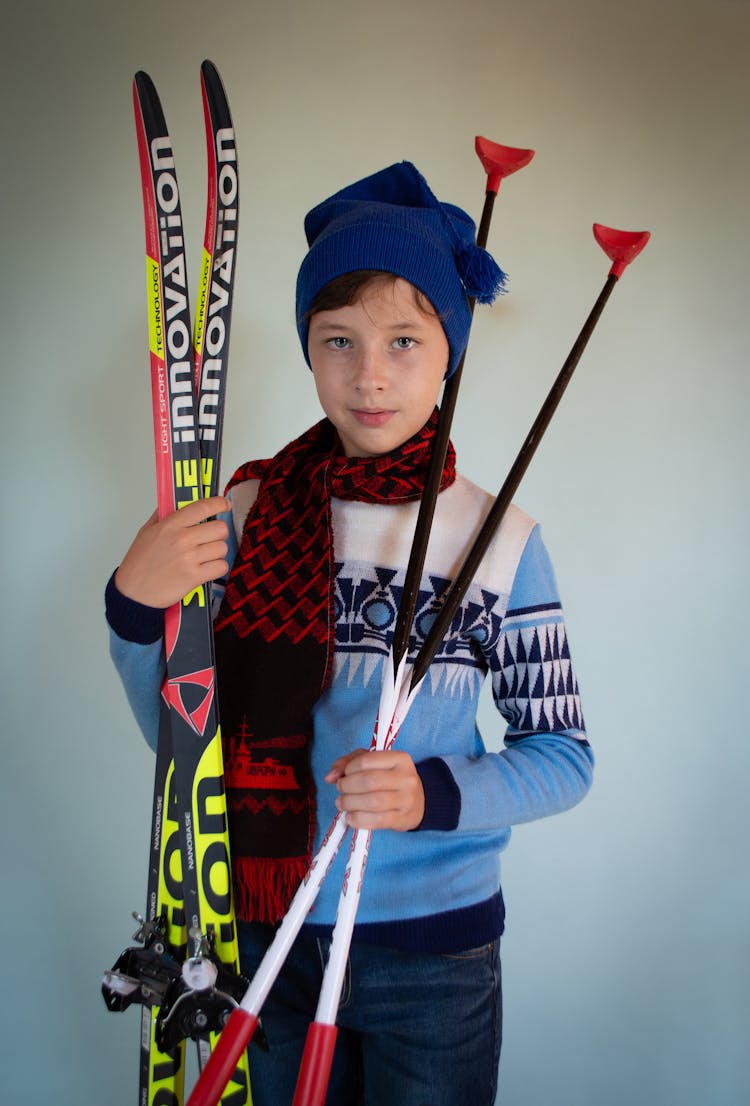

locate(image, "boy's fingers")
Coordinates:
336 779 425 831
336 768 397 796
171 495 229 526
196 539 230 565
193 559 230 587
327 753 425 831
190 520 229 547
324 749 366 782
335 749 401 779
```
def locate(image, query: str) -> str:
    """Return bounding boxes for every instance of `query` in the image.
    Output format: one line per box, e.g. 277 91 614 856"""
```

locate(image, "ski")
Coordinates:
103 62 251 1106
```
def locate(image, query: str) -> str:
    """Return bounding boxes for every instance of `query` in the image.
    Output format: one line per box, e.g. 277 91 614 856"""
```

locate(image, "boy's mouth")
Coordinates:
350 408 395 427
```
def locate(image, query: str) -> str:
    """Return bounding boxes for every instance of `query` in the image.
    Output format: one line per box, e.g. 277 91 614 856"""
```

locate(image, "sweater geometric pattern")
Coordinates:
492 603 584 736
331 560 584 737
332 563 488 695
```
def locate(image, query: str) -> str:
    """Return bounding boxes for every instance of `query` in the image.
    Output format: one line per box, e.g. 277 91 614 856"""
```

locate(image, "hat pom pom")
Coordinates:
456 243 507 304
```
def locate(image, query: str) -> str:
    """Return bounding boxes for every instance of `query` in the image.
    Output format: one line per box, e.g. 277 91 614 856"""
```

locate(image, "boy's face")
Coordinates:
308 277 449 458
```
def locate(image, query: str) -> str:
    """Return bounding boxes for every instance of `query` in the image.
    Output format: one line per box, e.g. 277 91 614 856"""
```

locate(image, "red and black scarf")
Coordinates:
213 413 455 923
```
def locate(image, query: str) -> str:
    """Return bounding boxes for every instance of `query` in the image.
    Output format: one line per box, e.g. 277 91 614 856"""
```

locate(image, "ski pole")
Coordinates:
292 219 651 1106
290 138 534 1106
184 136 531 1106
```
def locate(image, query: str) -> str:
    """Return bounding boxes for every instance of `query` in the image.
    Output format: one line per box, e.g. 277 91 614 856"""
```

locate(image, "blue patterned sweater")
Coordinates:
107 472 593 953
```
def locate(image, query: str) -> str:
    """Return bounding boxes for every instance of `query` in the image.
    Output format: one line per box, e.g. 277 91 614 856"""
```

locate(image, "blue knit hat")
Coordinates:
296 161 506 378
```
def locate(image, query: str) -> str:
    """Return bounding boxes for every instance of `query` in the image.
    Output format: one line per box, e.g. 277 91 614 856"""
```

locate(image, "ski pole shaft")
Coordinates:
289 650 415 1101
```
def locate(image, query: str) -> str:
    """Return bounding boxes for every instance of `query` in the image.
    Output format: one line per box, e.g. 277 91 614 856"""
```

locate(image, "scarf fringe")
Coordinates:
233 855 310 924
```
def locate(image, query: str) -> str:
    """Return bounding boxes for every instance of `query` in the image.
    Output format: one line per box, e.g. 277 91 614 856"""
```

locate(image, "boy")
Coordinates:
107 161 593 1106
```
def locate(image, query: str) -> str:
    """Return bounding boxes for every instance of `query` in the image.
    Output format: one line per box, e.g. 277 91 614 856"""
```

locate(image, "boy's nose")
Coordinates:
354 346 388 390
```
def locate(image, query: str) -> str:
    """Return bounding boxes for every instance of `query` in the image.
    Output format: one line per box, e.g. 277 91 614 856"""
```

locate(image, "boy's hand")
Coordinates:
325 749 425 832
115 496 230 609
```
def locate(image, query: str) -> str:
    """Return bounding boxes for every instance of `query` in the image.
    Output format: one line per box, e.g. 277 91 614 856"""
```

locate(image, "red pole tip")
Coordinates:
292 1022 339 1106
593 223 651 278
475 136 535 194
186 1008 258 1106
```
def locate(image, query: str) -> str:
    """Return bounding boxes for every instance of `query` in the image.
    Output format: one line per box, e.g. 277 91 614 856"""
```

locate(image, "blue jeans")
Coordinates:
237 922 502 1106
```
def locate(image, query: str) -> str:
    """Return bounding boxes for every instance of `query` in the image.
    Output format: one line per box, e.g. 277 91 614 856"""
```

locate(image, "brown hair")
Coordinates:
304 270 440 323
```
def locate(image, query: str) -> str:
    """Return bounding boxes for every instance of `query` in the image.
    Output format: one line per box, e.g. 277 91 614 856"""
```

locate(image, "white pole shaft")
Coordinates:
238 812 350 1016
314 826 372 1025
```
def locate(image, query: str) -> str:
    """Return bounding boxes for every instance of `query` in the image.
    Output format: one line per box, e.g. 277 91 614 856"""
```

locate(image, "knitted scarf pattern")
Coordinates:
213 413 455 923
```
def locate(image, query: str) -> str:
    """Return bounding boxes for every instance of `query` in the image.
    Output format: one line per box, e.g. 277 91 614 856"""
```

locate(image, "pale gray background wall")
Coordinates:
1 1 748 1103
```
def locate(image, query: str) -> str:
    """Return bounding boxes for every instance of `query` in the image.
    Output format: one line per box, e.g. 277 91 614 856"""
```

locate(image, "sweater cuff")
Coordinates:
105 569 165 644
414 757 461 831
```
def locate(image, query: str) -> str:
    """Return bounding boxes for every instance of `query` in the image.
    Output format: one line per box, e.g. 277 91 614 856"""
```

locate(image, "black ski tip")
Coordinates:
134 70 157 97
133 70 168 136
200 59 227 101
200 60 234 135
200 59 221 89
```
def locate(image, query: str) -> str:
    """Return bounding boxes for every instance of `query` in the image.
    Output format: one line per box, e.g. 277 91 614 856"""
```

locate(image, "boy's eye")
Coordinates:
326 336 351 349
393 337 416 350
